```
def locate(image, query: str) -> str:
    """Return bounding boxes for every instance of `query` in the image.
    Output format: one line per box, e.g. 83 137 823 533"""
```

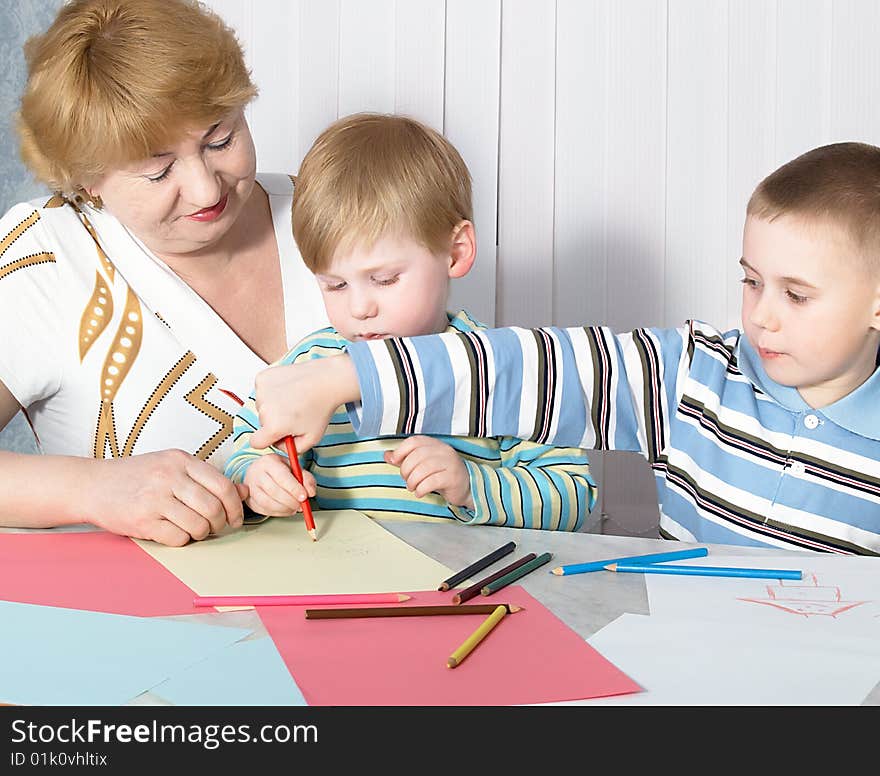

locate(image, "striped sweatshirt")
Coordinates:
226 311 597 529
345 320 880 554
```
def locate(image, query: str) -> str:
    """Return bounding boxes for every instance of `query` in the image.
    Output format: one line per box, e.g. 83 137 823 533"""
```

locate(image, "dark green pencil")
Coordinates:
481 552 553 595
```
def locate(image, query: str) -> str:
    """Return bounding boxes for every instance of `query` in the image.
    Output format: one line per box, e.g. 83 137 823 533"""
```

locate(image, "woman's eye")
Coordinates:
146 164 173 183
207 133 234 151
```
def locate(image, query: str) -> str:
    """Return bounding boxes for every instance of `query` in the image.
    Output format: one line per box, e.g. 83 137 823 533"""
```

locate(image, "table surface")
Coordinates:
5 520 878 705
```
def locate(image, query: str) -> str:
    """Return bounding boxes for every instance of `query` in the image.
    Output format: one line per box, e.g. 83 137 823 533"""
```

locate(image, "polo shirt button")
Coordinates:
803 414 819 430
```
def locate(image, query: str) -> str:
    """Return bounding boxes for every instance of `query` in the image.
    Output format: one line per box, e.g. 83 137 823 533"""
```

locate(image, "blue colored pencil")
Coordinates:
605 563 802 580
550 547 708 576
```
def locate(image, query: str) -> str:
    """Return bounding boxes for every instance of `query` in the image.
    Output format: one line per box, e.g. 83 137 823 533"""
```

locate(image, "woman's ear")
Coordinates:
448 220 476 279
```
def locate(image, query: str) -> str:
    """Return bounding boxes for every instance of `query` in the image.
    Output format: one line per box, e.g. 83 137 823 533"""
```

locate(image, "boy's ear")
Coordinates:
870 281 880 331
447 220 476 279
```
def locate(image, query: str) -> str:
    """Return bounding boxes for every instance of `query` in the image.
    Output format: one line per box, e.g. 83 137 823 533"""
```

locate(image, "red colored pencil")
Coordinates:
284 435 317 541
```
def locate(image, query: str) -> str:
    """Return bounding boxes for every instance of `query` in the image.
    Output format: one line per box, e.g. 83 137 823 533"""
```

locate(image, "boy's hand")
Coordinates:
384 436 474 510
251 355 359 453
243 453 317 517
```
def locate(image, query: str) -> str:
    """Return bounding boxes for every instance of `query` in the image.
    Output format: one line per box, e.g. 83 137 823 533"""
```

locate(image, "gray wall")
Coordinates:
0 0 63 454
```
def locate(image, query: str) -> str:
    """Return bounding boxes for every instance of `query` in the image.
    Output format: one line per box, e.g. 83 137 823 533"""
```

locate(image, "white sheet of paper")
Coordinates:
572 612 880 705
134 509 453 596
642 554 880 635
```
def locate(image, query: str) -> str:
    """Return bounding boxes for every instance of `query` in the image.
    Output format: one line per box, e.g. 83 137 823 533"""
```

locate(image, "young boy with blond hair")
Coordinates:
249 141 880 554
226 113 597 530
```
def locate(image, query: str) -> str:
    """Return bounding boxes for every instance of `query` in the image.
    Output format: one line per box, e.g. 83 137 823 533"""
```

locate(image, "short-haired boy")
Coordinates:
226 113 597 530
249 141 880 554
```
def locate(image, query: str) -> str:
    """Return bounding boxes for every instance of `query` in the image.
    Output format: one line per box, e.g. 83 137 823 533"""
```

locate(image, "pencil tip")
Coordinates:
397 594 411 601
509 605 524 613
308 528 317 541
604 563 617 571
550 567 562 575
438 584 449 591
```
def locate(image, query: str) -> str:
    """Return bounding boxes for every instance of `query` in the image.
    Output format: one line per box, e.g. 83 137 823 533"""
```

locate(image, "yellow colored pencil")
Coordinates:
447 604 508 669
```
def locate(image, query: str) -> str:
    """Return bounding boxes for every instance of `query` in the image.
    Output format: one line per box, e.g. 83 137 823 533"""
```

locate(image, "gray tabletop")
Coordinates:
5 521 878 705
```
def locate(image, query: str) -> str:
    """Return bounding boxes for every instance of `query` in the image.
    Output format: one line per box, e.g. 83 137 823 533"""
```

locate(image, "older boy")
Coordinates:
226 113 597 530
249 141 880 554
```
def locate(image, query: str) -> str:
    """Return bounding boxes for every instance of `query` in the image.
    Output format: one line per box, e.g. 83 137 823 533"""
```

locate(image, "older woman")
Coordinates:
0 0 327 545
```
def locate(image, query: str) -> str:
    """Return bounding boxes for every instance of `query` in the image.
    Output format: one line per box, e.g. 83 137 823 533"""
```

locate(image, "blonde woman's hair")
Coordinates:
292 112 473 273
748 141 880 272
17 0 257 197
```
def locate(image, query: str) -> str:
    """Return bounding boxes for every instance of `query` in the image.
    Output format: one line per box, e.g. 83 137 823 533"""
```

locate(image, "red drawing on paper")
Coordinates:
738 572 867 618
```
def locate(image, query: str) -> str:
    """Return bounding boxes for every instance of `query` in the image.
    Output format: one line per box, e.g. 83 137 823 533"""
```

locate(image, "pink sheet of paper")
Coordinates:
258 586 642 705
0 532 198 616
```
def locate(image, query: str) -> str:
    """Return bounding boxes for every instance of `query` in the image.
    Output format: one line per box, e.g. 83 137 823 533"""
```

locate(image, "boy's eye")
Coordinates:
786 289 808 304
373 275 399 286
325 281 347 291
739 277 759 289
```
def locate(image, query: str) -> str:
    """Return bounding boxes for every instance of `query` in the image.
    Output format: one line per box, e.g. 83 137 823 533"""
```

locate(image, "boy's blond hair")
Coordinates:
748 141 880 271
292 113 473 273
17 0 257 198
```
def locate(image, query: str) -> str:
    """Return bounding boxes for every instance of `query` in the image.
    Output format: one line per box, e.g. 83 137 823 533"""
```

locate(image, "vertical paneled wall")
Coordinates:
206 0 880 533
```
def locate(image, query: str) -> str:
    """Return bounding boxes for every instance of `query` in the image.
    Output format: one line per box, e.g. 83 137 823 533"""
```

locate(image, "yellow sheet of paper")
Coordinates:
133 510 453 596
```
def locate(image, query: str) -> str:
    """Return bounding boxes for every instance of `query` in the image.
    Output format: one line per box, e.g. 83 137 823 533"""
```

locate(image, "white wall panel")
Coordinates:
775 0 832 165
249 0 301 175
444 0 501 327
727 0 776 333
394 0 445 130
830 1 880 143
296 1 341 163
665 0 727 329
605 0 666 332
339 0 395 116
554 0 609 328
495 0 557 328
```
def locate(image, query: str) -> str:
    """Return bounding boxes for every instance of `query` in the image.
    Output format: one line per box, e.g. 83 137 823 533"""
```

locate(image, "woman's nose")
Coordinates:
178 157 222 210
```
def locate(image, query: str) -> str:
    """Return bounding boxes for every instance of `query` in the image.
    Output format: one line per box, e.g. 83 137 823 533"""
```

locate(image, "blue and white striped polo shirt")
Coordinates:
346 320 880 554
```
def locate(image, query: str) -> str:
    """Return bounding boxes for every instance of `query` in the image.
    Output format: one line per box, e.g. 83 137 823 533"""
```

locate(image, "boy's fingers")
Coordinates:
248 428 276 450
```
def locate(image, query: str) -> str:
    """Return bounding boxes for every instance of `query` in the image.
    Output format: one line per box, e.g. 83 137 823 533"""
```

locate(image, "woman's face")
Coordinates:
89 110 257 259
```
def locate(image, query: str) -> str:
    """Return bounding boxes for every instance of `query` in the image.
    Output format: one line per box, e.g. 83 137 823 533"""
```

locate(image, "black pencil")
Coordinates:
438 541 516 591
304 603 523 620
451 553 537 605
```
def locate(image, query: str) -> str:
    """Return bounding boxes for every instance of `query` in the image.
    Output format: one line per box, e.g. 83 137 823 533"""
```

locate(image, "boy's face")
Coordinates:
740 214 880 407
315 231 459 342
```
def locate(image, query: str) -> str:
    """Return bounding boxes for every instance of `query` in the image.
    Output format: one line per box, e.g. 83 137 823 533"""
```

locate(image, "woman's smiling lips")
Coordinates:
186 193 228 222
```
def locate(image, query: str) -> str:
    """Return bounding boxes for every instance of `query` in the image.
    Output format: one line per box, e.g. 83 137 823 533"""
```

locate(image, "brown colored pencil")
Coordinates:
304 603 523 620
451 553 537 604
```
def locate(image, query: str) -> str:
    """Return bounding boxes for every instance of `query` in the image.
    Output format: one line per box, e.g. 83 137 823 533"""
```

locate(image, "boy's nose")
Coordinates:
349 293 378 320
748 297 779 331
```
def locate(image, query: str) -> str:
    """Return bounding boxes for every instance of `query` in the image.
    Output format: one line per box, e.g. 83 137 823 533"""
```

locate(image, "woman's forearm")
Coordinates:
0 452 102 528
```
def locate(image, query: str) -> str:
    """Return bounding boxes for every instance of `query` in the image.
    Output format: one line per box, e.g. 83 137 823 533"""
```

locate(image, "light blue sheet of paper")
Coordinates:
0 601 251 705
152 637 307 706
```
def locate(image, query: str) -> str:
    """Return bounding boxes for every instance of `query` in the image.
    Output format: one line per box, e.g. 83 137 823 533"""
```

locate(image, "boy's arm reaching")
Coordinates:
344 325 689 459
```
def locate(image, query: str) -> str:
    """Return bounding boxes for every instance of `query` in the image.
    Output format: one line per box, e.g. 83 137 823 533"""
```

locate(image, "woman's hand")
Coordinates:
385 436 474 509
243 453 317 517
250 355 360 453
88 450 248 546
